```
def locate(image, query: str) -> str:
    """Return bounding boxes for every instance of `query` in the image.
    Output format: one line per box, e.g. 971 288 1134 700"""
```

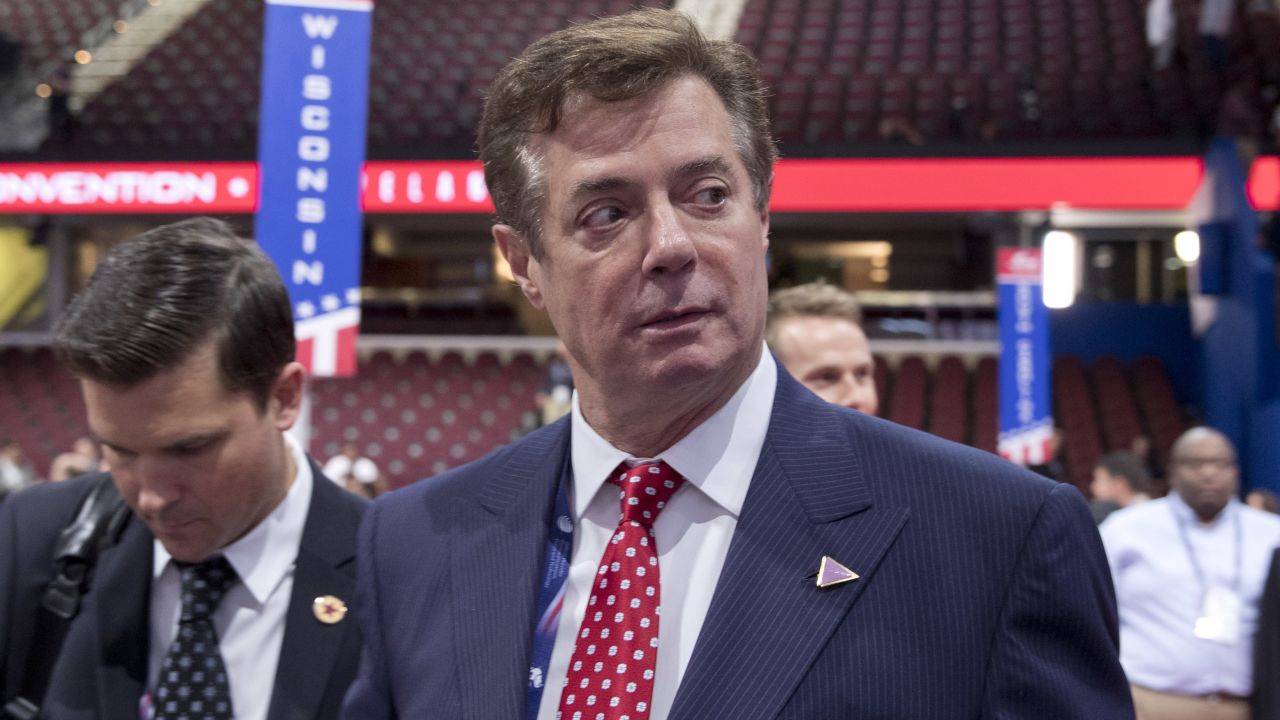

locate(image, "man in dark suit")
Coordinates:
342 10 1132 719
0 218 363 719
1253 547 1280 720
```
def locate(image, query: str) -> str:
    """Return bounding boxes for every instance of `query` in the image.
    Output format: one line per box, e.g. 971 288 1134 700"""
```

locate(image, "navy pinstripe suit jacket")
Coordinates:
343 365 1134 719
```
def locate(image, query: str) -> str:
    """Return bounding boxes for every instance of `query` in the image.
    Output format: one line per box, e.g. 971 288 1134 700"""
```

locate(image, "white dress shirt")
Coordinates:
535 349 777 720
1100 493 1280 696
147 434 313 720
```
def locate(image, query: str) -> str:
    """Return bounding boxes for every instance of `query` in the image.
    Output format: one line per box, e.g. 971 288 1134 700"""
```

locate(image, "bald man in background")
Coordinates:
766 282 878 415
1101 426 1280 719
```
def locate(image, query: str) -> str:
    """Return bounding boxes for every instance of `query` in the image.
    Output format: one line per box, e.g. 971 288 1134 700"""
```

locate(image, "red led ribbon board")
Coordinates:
0 162 258 213
1 157 1276 214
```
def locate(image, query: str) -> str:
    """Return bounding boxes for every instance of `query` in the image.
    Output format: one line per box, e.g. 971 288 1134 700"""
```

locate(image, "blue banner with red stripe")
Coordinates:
255 0 373 376
996 248 1054 465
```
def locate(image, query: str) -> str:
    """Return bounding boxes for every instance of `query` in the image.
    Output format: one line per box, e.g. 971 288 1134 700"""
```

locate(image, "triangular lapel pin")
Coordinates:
816 555 860 588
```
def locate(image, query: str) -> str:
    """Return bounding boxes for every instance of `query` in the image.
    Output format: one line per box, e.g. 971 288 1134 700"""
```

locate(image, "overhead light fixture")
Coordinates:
1174 230 1200 264
1042 230 1078 309
74 49 92 64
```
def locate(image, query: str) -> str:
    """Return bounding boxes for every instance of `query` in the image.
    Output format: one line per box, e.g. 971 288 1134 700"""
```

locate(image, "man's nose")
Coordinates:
641 202 697 276
134 458 181 513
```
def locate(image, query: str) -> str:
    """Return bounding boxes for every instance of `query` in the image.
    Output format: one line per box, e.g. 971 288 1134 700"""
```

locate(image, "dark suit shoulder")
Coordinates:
3 473 107 524
848 408 1057 497
0 473 114 572
773 366 1058 504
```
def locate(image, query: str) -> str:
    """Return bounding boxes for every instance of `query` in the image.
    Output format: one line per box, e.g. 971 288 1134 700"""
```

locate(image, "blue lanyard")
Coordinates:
1170 500 1243 598
526 475 574 720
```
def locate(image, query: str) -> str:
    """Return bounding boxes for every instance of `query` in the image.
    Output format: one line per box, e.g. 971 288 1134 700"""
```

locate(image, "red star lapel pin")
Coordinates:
313 594 348 624
816 556 859 589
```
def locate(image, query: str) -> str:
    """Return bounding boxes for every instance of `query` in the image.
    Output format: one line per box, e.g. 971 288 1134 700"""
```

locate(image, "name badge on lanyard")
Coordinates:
1173 502 1244 646
1195 586 1242 644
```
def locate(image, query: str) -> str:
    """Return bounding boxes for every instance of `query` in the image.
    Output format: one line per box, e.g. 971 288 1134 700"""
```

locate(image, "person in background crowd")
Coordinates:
323 440 383 497
1091 451 1153 524
1101 426 1280 720
0 439 36 500
48 436 100 482
536 340 574 425
1247 488 1279 514
765 281 879 416
1028 427 1067 483
342 9 1131 719
0 218 365 718
1129 433 1166 488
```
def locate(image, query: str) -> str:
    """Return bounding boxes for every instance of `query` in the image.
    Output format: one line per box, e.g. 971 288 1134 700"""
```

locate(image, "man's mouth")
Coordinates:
640 307 710 329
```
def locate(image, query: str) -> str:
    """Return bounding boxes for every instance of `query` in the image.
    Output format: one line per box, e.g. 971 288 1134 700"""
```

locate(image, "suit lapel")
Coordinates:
452 420 571 720
669 371 909 720
92 516 152 718
267 463 360 720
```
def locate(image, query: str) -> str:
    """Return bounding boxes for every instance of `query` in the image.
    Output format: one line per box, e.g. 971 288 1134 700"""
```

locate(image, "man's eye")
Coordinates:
173 442 210 456
692 187 727 206
583 206 625 228
809 371 840 387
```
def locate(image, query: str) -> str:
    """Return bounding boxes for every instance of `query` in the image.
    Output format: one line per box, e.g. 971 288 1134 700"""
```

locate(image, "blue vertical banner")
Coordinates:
996 248 1054 465
1191 136 1280 496
255 0 373 376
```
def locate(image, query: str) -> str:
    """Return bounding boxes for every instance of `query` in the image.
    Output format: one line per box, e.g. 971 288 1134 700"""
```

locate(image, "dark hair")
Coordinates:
478 8 777 258
54 217 295 410
1096 451 1151 495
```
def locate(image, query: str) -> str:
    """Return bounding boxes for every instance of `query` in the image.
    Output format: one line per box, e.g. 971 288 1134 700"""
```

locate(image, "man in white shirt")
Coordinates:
343 9 1131 719
1091 450 1153 524
1101 426 1280 720
323 441 381 493
765 282 879 416
0 218 364 720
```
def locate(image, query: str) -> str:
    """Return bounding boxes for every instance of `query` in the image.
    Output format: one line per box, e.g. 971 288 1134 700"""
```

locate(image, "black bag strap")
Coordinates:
4 476 128 720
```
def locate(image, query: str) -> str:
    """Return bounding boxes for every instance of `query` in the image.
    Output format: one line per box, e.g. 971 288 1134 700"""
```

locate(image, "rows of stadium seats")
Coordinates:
0 345 548 489
0 0 118 74
366 0 668 146
69 0 669 149
308 349 545 487
28 0 1275 151
739 0 1280 146
0 348 87 468
0 346 1185 493
1052 354 1184 490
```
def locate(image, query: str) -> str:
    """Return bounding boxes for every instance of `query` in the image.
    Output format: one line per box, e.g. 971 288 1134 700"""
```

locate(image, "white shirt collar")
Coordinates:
152 433 314 606
569 346 777 520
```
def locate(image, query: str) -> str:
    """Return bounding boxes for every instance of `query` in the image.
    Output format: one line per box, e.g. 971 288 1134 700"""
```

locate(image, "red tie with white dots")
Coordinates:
558 461 685 720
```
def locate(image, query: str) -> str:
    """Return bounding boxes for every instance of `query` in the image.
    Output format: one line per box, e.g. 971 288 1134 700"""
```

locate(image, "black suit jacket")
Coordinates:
0 460 364 719
343 365 1133 718
1255 547 1280 720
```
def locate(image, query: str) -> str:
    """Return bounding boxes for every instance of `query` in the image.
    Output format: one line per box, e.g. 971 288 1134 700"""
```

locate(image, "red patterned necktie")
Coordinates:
558 461 685 720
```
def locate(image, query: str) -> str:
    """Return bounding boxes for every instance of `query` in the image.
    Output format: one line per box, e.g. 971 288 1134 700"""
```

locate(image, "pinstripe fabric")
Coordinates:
671 371 1131 719
343 366 1132 719
343 419 570 718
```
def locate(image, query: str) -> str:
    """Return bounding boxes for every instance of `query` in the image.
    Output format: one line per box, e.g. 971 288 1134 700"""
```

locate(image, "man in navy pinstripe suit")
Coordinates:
342 10 1133 719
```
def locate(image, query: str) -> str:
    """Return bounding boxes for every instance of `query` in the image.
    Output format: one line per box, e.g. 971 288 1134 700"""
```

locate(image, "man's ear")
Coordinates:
759 207 771 252
494 224 545 309
269 361 306 430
